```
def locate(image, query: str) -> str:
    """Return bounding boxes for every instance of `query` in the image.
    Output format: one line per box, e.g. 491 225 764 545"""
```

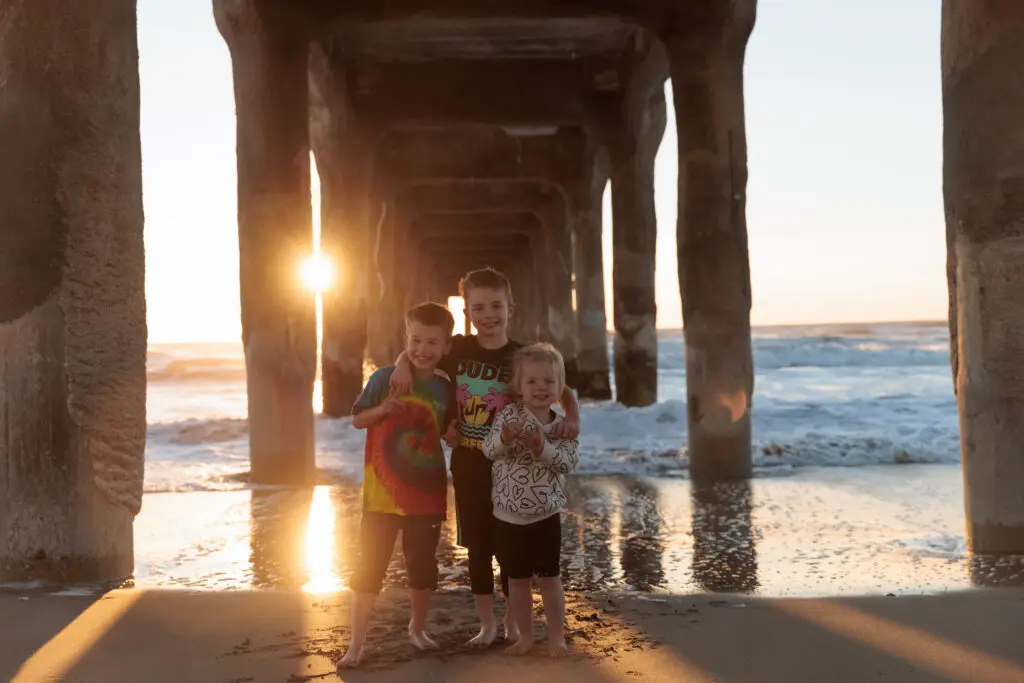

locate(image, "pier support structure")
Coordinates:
660 6 756 480
216 0 316 485
571 142 613 400
941 0 1024 552
309 44 373 417
0 0 146 582
606 82 667 407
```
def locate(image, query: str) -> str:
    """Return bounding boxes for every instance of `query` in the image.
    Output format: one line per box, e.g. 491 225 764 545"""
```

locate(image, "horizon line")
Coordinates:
148 317 948 345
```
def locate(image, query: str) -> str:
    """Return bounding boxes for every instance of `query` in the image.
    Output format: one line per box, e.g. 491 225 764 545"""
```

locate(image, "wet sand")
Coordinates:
131 465 1024 596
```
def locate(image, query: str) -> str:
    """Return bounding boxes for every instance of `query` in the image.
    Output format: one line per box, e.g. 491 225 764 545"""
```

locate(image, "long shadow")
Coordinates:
49 487 337 681
567 587 1024 683
826 589 1024 668
53 590 314 681
690 479 759 593
0 590 102 681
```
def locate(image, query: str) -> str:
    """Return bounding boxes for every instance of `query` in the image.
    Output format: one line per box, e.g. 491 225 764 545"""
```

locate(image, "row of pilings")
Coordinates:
1 0 1022 585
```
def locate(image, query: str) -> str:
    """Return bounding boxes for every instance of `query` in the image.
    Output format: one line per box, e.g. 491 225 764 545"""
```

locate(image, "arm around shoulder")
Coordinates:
554 385 580 439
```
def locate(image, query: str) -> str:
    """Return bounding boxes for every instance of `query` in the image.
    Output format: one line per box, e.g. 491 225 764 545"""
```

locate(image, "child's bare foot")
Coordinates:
335 642 364 669
408 628 439 651
467 621 497 648
504 611 520 642
505 638 534 656
548 638 570 658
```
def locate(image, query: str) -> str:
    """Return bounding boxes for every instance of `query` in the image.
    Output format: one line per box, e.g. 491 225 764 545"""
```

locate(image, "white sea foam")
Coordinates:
143 322 960 493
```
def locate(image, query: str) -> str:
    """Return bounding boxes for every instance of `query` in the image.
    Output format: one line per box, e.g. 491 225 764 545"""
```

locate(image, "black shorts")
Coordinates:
350 512 443 594
493 514 562 580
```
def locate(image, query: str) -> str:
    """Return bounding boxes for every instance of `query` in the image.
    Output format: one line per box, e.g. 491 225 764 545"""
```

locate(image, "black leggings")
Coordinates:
451 447 508 597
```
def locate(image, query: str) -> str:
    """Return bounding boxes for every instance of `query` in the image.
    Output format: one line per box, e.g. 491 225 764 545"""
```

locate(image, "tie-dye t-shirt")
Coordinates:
352 366 453 515
439 335 523 452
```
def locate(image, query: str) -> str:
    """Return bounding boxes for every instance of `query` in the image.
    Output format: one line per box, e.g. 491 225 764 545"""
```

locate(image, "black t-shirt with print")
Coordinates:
439 334 523 452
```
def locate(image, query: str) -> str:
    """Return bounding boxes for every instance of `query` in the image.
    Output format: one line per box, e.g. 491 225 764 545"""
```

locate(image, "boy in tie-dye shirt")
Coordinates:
336 303 455 669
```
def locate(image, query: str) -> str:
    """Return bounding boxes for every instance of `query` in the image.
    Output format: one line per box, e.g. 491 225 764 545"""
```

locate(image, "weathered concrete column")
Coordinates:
525 233 549 341
607 89 666 407
943 1 1024 553
364 180 396 370
216 1 316 485
572 145 612 399
309 45 372 417
664 5 756 481
0 0 145 582
536 198 578 378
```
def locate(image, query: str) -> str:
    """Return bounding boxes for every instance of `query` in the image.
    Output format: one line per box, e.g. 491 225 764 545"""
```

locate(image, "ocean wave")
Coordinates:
148 358 246 383
142 324 958 493
148 418 248 444
651 336 949 372
147 325 951 385
143 398 961 493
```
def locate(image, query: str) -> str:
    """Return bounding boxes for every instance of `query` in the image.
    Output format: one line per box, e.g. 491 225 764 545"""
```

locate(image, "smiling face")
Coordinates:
464 286 514 342
405 321 450 374
516 359 560 412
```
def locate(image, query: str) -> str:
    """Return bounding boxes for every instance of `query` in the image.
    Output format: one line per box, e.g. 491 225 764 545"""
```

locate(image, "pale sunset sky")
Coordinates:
139 1 944 343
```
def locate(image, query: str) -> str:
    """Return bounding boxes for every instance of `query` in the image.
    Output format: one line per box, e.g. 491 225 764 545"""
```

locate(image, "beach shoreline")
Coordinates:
6 464 1024 681
121 465 1024 598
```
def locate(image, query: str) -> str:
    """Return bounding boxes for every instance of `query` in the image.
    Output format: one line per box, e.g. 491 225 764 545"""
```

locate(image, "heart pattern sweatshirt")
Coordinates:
482 401 581 525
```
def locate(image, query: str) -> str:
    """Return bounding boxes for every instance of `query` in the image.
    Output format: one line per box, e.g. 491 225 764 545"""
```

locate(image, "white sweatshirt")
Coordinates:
482 401 581 525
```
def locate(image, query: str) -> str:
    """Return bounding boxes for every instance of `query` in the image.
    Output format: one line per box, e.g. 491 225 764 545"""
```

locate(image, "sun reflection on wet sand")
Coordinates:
302 486 344 594
131 468 1024 596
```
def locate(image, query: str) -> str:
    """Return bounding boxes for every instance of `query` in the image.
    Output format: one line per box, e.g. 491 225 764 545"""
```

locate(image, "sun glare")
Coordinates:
300 253 333 293
447 296 476 334
302 485 343 593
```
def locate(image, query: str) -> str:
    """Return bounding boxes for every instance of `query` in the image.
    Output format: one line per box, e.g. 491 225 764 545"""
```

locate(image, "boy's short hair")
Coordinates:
458 267 514 306
511 343 566 398
405 302 455 336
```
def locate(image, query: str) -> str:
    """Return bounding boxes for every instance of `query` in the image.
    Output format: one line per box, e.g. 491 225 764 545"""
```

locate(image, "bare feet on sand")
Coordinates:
467 621 497 648
548 639 570 658
408 628 439 651
335 642 364 669
505 638 534 656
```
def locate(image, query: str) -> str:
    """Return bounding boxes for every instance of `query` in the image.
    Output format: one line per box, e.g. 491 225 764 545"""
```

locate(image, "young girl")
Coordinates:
482 343 580 657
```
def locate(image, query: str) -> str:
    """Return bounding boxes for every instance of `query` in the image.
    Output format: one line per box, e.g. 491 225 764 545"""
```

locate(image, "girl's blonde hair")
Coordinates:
511 343 566 399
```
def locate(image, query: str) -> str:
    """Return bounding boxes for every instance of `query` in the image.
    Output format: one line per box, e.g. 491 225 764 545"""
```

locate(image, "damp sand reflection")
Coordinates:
132 466 1024 596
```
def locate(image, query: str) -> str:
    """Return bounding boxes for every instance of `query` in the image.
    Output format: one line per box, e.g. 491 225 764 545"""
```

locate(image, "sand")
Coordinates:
3 587 1024 682
6 466 1024 681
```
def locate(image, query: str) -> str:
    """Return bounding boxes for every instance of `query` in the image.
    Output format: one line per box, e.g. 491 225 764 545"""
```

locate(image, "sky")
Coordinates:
138 1 944 343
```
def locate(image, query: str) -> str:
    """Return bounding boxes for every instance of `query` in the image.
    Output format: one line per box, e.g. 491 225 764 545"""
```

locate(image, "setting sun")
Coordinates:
300 253 333 293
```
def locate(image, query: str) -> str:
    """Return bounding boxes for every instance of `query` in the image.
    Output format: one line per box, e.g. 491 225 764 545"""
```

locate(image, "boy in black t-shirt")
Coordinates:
390 267 580 647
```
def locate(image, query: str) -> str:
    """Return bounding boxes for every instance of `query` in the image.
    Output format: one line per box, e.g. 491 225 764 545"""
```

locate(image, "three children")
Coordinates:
337 268 581 666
